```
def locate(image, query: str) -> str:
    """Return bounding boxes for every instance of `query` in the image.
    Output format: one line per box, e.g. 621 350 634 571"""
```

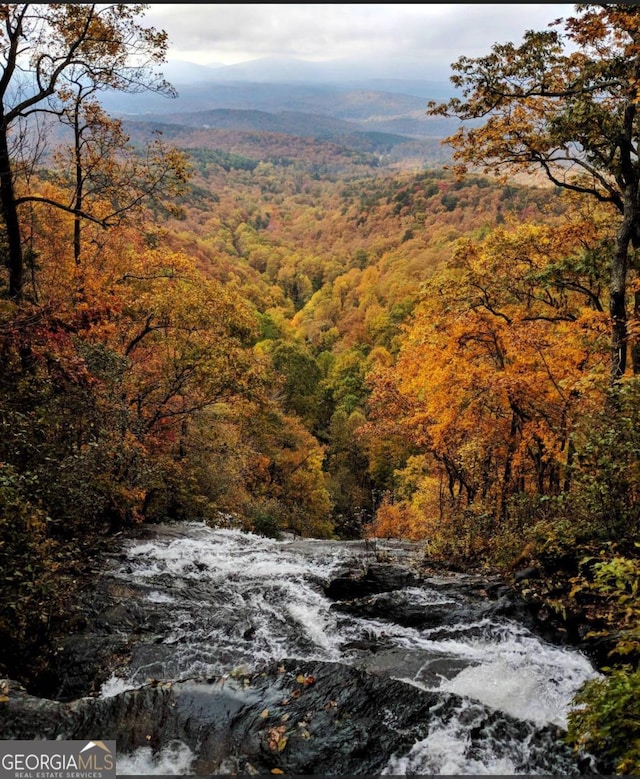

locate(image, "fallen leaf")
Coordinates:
267 725 288 753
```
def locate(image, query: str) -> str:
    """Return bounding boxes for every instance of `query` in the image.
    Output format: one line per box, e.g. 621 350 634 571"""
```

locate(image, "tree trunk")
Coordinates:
73 104 82 267
0 118 23 299
500 410 519 521
611 202 635 380
633 289 640 375
610 293 626 378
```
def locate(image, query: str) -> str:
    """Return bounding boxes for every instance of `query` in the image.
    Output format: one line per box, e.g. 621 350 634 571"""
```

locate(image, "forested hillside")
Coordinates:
141 138 566 541
1 4 639 773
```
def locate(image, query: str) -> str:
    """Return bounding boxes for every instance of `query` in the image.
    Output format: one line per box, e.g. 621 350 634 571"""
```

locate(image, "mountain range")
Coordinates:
97 57 463 167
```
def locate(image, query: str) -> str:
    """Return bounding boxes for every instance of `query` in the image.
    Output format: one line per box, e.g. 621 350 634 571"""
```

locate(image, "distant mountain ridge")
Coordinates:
98 56 456 123
127 103 461 141
137 108 357 137
161 57 455 92
95 56 462 167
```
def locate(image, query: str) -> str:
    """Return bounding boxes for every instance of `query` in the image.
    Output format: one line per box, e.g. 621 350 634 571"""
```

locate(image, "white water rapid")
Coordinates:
99 522 600 776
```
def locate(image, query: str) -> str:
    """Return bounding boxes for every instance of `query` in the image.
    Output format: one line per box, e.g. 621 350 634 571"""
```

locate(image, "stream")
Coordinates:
1 521 603 775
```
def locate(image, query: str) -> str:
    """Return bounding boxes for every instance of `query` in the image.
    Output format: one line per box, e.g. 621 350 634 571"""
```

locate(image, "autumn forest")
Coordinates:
1 3 640 773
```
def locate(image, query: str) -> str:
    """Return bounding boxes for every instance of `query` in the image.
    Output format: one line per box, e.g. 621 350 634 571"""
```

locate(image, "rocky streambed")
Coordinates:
0 521 607 775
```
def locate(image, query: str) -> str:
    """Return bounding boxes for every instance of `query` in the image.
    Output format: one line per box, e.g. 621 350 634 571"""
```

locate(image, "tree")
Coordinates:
366 216 611 553
106 247 260 439
0 3 174 299
270 341 323 427
53 86 187 268
427 4 640 379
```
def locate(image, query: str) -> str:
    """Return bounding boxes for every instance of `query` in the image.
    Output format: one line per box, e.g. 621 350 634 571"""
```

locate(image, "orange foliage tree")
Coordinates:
366 212 611 555
0 4 175 300
428 4 640 379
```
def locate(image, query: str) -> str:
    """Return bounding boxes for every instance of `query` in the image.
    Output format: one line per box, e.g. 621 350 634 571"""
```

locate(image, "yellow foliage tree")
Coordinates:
367 213 612 554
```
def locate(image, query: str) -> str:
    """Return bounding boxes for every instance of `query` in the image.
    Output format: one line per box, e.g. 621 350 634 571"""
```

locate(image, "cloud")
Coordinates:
143 3 574 79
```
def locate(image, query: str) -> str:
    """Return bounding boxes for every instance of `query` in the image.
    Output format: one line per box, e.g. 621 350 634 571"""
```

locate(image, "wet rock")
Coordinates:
332 590 458 627
347 645 478 688
0 660 585 776
38 577 163 701
331 586 534 633
323 561 419 600
7 522 607 776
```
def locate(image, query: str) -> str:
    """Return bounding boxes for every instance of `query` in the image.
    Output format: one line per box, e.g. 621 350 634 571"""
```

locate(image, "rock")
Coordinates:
332 590 458 627
330 584 537 635
515 566 541 583
0 660 583 776
4 522 606 776
323 562 419 600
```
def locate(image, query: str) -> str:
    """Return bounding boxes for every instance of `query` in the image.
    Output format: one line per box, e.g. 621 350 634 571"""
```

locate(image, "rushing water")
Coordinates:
99 522 600 775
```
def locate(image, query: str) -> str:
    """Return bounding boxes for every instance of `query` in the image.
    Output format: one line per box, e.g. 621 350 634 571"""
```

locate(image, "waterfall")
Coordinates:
94 522 600 775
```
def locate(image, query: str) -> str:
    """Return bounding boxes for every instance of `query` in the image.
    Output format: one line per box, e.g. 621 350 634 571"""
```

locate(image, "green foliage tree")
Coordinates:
567 553 640 774
565 378 640 543
0 464 56 678
567 665 640 775
270 341 323 426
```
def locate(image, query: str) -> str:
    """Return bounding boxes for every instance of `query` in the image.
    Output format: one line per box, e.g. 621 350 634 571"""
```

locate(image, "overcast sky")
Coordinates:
143 3 575 80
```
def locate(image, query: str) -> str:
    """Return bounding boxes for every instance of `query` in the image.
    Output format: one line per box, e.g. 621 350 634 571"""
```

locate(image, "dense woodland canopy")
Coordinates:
1 3 640 773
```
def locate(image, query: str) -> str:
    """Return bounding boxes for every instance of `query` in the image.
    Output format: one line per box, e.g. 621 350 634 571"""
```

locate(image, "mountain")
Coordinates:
132 108 358 137
161 60 227 84
97 56 456 119
98 80 454 120
124 99 460 140
92 56 462 168
121 117 454 172
160 56 453 89
189 56 347 84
